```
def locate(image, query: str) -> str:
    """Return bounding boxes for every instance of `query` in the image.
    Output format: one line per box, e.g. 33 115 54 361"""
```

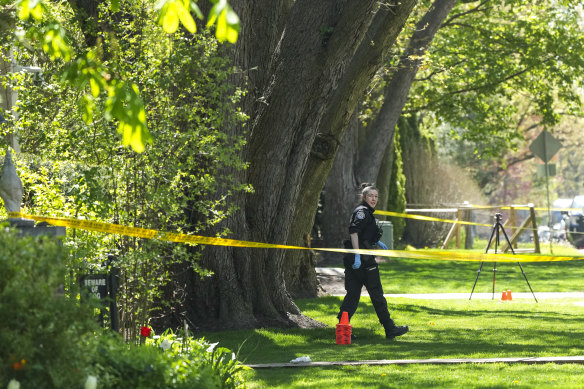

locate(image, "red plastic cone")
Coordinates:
340 311 349 325
336 311 352 345
501 291 508 301
507 290 512 301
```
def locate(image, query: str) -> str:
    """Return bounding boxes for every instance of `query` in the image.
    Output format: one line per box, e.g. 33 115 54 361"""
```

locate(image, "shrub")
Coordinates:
0 226 249 388
0 226 99 388
92 332 249 389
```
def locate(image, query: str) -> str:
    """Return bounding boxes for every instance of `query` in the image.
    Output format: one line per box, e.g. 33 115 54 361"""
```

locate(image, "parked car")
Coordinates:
551 198 571 242
568 195 584 248
538 199 571 243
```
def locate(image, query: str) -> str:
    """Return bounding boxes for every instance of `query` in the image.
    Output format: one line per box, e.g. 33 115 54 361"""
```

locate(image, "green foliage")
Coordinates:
386 118 407 243
0 227 100 388
206 0 240 44
11 0 240 152
408 0 584 157
93 332 248 388
157 0 202 35
0 228 249 388
5 0 249 339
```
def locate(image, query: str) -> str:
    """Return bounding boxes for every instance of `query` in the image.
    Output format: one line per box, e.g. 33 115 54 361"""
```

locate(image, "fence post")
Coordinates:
530 204 540 253
509 206 517 249
455 208 463 249
463 204 473 249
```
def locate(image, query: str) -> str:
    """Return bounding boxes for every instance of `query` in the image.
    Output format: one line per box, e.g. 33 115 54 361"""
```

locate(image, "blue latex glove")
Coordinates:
352 254 361 269
377 241 388 250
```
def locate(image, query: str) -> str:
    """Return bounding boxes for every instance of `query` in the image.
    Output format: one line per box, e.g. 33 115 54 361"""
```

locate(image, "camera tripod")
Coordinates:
469 213 538 302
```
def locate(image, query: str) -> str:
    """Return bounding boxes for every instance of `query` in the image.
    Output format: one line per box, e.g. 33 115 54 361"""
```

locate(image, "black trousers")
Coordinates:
337 256 393 327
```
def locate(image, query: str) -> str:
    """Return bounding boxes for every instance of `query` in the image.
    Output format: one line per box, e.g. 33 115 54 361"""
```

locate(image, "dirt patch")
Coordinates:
317 273 346 296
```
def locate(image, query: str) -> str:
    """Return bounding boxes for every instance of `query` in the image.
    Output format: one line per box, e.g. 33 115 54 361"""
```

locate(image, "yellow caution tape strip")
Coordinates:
7 212 584 263
8 212 303 250
376 210 493 228
377 209 584 236
406 204 579 212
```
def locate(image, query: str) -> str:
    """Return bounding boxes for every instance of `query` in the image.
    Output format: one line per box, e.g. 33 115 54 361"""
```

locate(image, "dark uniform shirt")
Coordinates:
349 202 382 249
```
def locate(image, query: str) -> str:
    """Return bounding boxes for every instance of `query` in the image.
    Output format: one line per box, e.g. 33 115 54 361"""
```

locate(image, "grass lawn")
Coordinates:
378 242 584 294
199 244 584 388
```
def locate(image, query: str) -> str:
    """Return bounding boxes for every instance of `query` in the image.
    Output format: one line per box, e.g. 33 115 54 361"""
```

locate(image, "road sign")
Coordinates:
537 163 556 177
529 131 561 163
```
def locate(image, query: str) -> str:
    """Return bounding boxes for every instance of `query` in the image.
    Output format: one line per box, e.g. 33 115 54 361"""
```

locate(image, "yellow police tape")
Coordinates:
7 212 584 263
376 210 493 228
377 209 584 237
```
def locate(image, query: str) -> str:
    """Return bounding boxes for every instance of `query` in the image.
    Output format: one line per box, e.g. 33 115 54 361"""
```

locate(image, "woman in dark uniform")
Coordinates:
337 183 408 340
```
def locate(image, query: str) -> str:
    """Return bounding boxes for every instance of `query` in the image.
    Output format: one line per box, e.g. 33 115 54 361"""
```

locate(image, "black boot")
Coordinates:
384 324 409 340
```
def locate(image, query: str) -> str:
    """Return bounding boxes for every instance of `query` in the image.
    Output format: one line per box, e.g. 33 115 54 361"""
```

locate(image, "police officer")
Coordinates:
337 183 409 340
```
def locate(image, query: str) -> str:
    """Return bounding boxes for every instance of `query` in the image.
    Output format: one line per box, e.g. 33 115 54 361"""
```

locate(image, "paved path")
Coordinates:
247 356 584 369
316 267 584 299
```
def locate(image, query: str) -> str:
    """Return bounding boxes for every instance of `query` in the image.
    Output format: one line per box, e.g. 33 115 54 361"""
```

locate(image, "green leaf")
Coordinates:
206 0 225 28
110 0 120 12
224 6 240 43
80 95 95 124
17 0 30 20
175 1 196 33
41 24 73 61
207 0 239 43
17 0 43 21
190 0 204 19
159 2 180 33
89 77 101 98
30 1 43 20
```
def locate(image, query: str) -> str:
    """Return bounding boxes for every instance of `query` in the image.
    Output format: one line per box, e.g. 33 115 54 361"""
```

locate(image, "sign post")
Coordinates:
529 130 561 252
80 254 119 332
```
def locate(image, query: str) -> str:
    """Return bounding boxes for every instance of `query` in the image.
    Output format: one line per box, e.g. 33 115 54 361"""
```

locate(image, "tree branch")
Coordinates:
447 58 553 95
442 0 492 27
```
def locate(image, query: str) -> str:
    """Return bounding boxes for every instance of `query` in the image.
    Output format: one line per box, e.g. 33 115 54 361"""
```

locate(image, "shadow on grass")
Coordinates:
199 296 584 367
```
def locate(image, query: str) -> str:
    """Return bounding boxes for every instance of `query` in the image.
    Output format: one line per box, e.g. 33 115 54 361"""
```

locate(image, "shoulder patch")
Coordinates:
356 209 366 220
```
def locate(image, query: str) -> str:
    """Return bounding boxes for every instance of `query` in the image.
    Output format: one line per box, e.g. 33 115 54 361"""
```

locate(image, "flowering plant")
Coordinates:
140 326 152 338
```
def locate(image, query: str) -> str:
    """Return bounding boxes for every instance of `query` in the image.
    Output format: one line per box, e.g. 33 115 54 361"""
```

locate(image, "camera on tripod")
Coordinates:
469 212 537 302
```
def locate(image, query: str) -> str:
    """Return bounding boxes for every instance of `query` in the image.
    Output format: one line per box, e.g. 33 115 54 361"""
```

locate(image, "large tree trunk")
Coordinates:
356 0 458 183
316 0 456 259
285 0 417 297
317 111 360 265
182 0 418 329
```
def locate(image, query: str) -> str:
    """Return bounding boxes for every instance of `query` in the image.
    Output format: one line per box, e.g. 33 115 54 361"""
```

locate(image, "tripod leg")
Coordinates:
498 223 516 255
517 262 538 303
490 223 501 299
485 222 498 254
470 221 498 300
470 262 485 300
492 262 497 299
499 221 538 302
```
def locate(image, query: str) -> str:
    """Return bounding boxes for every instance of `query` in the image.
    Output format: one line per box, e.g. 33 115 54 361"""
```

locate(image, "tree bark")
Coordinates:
316 0 455 256
356 0 458 183
184 0 419 329
318 112 360 261
285 0 417 296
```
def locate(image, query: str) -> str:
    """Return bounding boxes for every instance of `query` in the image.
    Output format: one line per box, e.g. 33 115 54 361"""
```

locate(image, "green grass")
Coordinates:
377 242 584 294
202 298 584 388
203 298 584 364
199 244 584 388
245 363 584 388
377 257 584 294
